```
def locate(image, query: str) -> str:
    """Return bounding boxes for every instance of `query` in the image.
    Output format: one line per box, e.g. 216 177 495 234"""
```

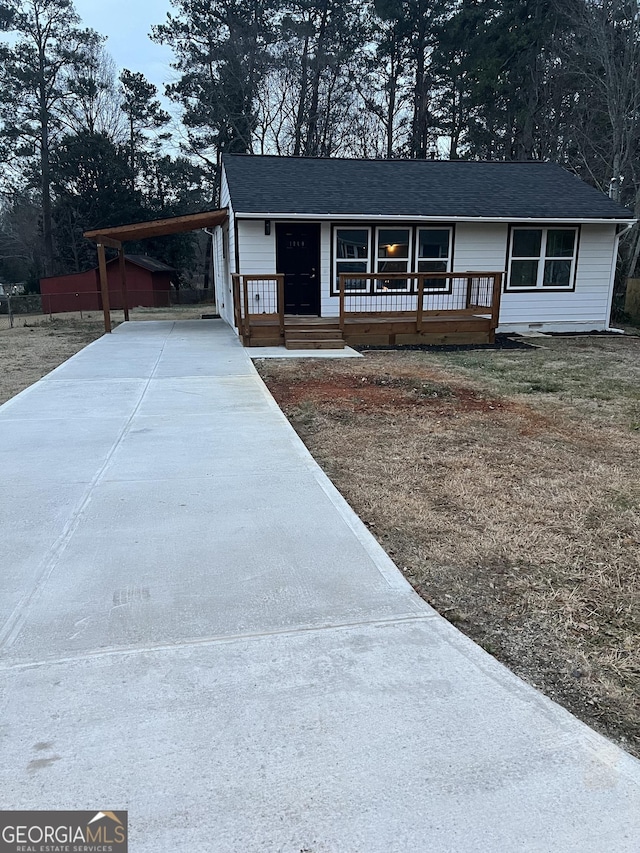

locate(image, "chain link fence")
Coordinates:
0 288 217 331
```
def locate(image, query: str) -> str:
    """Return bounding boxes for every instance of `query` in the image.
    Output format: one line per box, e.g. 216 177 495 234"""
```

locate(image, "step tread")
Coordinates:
285 339 345 350
285 330 344 340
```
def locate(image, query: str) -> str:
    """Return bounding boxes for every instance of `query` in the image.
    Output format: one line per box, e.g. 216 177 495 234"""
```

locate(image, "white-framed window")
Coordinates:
507 227 578 290
375 227 412 291
416 227 453 290
334 227 371 291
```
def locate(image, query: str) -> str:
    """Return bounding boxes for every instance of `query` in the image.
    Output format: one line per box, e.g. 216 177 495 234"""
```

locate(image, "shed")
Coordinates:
40 255 176 314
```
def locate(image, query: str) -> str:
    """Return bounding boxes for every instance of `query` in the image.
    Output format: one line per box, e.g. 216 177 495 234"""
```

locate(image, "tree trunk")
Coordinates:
304 1 329 157
293 34 310 156
130 115 136 194
411 1 429 159
386 51 397 159
39 50 54 276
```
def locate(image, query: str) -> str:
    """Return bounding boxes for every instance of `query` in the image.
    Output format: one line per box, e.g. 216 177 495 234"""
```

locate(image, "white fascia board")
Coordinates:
235 212 637 225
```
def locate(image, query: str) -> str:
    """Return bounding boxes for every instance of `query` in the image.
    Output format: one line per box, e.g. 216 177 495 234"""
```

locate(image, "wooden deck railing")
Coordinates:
338 271 504 333
232 270 504 345
232 274 285 340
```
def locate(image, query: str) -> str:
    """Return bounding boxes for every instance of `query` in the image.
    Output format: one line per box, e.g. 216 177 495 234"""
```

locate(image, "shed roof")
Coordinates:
116 255 176 273
222 155 633 221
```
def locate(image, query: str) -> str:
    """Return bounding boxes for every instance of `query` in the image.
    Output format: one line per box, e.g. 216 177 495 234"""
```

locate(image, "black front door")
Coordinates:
276 223 321 315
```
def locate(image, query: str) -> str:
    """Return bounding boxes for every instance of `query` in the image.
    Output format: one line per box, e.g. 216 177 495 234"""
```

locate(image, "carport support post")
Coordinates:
97 243 112 333
118 247 130 322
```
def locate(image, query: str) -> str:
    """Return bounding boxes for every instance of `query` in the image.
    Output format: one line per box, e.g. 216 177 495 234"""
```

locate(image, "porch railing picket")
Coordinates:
233 270 504 347
416 276 424 333
338 270 505 334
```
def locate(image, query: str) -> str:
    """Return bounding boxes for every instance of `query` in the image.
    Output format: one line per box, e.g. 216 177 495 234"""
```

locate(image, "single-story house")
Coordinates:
40 255 176 314
211 155 635 349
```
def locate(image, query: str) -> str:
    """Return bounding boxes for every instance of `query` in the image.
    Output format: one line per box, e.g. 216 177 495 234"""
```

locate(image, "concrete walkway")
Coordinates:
0 320 638 852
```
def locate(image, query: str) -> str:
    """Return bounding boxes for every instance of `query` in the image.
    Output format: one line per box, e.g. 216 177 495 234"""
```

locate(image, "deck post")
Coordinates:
97 243 112 333
118 247 130 322
231 274 241 334
339 274 345 332
416 275 424 333
465 276 473 309
277 274 285 339
242 275 250 343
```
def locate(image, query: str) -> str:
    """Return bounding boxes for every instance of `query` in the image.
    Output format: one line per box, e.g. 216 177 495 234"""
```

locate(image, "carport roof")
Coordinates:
84 209 228 248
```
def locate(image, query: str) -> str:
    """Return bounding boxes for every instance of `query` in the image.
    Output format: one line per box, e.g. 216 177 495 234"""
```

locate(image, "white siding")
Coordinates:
320 222 337 317
221 169 236 274
215 167 236 329
237 219 276 273
437 221 618 332
453 222 509 271
498 224 618 332
230 215 619 332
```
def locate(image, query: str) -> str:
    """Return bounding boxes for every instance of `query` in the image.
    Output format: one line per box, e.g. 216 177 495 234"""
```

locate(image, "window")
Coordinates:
508 227 578 290
416 228 452 289
375 228 411 290
335 228 370 291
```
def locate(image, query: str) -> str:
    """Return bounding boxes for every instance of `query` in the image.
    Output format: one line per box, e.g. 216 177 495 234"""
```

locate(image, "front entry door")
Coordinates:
276 223 321 315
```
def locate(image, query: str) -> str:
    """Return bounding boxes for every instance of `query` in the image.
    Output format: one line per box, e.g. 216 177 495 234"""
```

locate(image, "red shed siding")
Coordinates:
40 270 99 313
40 260 172 313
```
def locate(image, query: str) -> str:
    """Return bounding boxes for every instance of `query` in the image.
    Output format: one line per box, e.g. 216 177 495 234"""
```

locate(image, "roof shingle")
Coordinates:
222 155 632 221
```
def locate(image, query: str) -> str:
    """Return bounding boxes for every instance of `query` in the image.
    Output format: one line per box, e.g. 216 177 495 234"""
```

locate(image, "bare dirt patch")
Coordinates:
256 337 640 758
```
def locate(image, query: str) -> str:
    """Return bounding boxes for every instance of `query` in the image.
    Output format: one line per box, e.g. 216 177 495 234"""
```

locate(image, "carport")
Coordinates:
84 208 228 331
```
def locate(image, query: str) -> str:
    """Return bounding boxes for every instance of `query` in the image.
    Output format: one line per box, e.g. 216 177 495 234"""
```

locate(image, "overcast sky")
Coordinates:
74 0 174 95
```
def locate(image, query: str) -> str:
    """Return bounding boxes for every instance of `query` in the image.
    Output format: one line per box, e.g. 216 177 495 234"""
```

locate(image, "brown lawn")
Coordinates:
256 334 640 758
0 306 211 405
3 314 639 757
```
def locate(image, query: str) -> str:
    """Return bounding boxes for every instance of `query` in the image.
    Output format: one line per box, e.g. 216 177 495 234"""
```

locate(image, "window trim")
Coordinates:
374 226 413 292
415 225 455 294
330 222 456 296
333 225 372 293
505 225 581 293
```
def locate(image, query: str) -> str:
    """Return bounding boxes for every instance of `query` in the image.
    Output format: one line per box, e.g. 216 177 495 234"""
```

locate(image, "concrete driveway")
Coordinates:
0 319 638 852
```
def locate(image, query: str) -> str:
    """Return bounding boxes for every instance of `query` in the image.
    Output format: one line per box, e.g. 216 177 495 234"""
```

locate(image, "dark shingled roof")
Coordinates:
222 154 633 221
120 255 176 273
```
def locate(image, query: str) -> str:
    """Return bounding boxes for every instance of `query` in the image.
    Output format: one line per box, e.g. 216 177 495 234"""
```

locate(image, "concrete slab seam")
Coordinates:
0 614 435 674
244 355 435 605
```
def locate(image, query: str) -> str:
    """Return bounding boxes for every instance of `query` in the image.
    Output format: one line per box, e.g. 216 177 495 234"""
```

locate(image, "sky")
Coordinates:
74 0 175 96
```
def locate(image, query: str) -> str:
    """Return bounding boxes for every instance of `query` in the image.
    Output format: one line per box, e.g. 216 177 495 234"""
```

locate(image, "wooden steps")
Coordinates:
284 322 345 350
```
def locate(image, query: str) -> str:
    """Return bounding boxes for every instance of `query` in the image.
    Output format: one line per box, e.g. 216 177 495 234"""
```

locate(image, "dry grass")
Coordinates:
256 335 640 758
0 317 105 405
0 305 215 405
2 316 638 755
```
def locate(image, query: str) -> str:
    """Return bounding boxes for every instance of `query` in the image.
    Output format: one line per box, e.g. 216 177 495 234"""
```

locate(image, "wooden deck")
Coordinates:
232 272 504 349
